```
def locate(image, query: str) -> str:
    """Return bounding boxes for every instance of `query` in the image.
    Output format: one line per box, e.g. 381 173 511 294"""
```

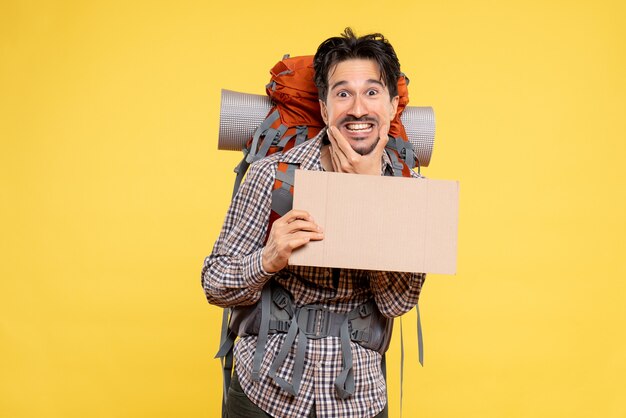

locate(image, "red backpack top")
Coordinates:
232 54 417 196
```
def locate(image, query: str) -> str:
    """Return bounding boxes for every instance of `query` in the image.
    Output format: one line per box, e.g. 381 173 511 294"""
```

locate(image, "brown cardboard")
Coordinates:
289 170 459 274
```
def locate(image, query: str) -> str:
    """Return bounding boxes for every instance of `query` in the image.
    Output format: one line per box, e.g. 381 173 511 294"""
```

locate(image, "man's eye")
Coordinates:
367 89 378 96
337 91 349 98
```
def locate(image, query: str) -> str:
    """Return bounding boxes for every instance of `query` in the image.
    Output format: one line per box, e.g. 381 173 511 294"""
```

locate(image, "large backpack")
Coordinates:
231 54 417 198
216 54 424 417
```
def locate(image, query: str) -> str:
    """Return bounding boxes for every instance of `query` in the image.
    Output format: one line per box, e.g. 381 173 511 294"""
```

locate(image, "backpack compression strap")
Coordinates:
214 308 234 418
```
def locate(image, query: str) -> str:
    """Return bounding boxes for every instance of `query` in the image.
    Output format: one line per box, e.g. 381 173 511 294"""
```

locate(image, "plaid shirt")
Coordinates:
202 130 426 418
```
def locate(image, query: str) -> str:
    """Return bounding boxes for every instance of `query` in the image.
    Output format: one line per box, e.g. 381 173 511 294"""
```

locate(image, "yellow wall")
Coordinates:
2 0 625 417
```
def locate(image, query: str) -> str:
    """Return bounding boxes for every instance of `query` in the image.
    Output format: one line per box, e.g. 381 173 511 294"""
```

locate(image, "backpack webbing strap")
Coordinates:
271 163 298 217
268 310 306 396
386 146 406 177
256 124 288 162
252 286 272 381
266 302 368 399
334 316 356 399
389 136 417 171
277 133 295 148
232 149 250 199
215 307 234 418
224 282 388 399
216 308 232 357
417 302 424 366
274 163 297 185
276 126 310 150
294 125 308 147
397 304 424 418
400 316 404 418
247 110 280 163
220 347 233 418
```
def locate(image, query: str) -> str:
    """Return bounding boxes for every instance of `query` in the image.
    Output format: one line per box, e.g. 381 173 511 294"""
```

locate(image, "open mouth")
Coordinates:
344 122 374 133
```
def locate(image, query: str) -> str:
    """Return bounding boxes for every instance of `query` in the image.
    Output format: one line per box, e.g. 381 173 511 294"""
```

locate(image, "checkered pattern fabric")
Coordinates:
202 131 425 418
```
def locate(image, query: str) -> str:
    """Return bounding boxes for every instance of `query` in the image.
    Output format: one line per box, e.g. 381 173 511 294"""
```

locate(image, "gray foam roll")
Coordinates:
218 89 435 167
401 106 435 167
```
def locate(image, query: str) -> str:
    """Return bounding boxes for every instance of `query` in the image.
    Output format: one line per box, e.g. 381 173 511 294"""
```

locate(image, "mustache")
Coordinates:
338 116 378 125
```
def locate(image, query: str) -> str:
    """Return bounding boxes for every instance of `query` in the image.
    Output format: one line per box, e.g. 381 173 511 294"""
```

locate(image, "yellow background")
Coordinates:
2 0 625 417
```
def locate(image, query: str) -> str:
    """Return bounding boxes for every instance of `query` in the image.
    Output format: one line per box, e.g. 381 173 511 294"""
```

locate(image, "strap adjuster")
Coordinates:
272 292 289 309
297 305 330 339
350 329 370 343
358 303 372 318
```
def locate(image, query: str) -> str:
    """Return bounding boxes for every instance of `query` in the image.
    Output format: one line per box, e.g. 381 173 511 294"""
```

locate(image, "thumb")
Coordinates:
374 124 390 155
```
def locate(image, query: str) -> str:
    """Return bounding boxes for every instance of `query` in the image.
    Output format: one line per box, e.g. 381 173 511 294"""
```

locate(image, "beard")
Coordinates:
350 136 379 156
338 115 381 156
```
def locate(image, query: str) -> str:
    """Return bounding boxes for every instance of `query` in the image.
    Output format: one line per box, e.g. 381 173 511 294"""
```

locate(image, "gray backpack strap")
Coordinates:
277 133 295 148
334 316 355 399
387 136 423 177
214 308 235 418
271 163 298 217
256 123 288 162
231 149 250 199
267 312 303 396
221 348 233 418
417 302 424 366
386 145 405 177
294 125 308 147
390 136 417 169
277 125 309 149
400 317 405 418
247 109 280 163
252 285 272 381
224 285 395 400
231 114 289 199
397 304 424 418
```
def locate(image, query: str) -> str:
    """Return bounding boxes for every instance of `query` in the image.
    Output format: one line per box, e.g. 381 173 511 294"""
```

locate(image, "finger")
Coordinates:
330 139 354 173
281 219 323 234
326 126 342 159
328 126 354 170
284 233 324 267
286 231 325 250
329 145 341 172
290 230 324 244
373 124 390 156
276 209 313 225
329 126 357 159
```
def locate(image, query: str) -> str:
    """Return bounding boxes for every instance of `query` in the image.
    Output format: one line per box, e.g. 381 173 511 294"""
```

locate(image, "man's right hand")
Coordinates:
262 209 324 273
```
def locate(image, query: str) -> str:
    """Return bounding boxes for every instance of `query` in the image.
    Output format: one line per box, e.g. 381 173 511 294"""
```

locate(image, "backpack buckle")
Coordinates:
297 305 330 339
272 292 289 309
273 320 290 333
358 304 372 318
350 329 370 343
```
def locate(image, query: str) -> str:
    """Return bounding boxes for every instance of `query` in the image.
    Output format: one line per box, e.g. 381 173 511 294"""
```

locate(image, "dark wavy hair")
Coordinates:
313 27 401 102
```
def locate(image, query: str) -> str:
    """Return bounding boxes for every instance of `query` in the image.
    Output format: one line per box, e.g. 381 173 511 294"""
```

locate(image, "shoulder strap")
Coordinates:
264 161 299 243
385 136 417 178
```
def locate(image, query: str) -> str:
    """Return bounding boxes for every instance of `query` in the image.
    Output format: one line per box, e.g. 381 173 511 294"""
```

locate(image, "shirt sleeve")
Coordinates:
369 271 426 318
201 159 277 307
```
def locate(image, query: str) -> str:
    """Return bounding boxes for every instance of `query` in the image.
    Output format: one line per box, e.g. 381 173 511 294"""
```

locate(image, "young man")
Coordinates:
202 28 426 418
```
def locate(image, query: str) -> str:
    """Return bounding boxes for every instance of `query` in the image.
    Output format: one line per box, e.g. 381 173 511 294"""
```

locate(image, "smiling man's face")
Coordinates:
320 58 399 156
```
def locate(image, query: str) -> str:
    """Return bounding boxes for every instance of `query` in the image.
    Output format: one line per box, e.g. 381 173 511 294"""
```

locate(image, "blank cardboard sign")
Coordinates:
290 170 459 274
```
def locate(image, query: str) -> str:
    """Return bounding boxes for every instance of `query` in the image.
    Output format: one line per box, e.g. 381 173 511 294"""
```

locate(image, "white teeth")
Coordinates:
346 123 372 131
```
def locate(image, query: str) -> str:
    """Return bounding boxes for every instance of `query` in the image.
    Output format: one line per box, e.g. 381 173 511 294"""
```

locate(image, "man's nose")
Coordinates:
348 95 368 118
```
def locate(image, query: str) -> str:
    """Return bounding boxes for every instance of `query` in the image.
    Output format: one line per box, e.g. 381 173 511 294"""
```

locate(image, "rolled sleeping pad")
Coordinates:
218 89 436 167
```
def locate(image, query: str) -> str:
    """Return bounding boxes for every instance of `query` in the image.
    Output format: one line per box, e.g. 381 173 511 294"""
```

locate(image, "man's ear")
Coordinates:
390 95 400 118
319 99 328 125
